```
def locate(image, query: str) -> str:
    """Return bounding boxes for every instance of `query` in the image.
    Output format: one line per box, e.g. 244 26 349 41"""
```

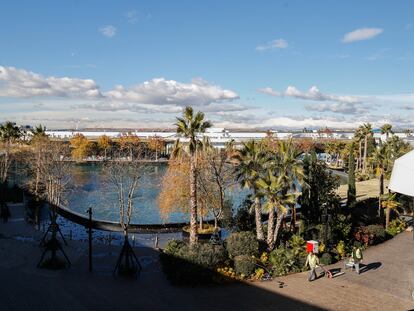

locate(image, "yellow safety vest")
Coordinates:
307 254 319 269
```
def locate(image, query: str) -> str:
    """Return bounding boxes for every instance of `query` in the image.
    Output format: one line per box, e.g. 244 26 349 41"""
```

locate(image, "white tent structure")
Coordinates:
389 150 414 196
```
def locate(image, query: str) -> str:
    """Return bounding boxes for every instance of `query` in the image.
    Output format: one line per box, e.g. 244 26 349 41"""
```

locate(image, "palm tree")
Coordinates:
354 127 364 171
404 129 412 138
234 140 267 242
381 193 400 229
371 145 390 217
361 123 373 174
30 124 49 197
381 123 393 141
175 106 211 245
256 170 296 250
0 121 21 185
31 124 47 139
274 140 303 239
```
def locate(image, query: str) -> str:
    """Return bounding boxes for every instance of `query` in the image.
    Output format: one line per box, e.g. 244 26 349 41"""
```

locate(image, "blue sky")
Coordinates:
1 0 414 129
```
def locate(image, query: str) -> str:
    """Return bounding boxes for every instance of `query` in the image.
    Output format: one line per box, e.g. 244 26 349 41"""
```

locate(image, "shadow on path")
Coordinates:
360 262 382 274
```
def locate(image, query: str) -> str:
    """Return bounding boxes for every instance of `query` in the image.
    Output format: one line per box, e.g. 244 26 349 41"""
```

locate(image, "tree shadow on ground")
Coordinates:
158 250 326 310
0 242 327 311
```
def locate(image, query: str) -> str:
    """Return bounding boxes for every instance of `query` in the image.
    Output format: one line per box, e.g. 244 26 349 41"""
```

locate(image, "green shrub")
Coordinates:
226 231 258 258
233 201 255 232
288 235 306 255
164 239 185 255
335 240 346 259
386 219 407 237
234 255 256 276
354 225 387 246
320 253 332 265
269 247 304 277
365 225 387 240
161 241 228 285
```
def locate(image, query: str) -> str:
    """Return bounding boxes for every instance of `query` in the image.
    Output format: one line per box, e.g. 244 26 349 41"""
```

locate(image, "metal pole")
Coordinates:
87 207 93 272
155 235 159 249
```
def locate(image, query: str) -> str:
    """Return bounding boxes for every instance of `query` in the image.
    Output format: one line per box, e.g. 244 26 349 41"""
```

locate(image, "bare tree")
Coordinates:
36 141 72 269
105 148 146 277
198 147 235 229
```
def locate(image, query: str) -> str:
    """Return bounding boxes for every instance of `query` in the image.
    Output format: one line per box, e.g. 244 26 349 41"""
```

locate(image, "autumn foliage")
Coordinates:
70 134 91 161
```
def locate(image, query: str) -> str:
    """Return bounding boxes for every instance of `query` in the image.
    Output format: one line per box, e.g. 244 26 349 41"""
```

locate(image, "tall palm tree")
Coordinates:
361 123 373 174
234 140 267 242
274 140 303 240
354 127 364 171
175 106 211 245
371 145 390 217
256 170 296 250
30 124 49 197
380 123 393 141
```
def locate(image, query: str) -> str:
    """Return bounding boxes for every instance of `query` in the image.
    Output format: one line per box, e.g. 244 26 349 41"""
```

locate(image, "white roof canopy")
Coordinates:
389 150 414 197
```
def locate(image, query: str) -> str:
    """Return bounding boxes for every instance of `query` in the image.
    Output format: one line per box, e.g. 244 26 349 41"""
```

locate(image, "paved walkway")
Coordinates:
1 203 414 310
263 231 414 310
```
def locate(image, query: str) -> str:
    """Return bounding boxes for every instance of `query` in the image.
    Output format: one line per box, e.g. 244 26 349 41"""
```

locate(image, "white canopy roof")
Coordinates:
389 150 414 197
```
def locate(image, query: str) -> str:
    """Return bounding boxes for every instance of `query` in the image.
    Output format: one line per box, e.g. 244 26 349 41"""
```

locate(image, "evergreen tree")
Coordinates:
300 150 342 241
347 150 356 208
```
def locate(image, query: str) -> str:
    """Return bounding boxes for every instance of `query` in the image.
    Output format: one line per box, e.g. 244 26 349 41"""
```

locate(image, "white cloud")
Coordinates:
104 77 239 107
256 39 288 51
0 66 102 98
342 28 383 43
0 66 241 115
126 10 138 24
304 102 369 115
259 85 360 104
400 105 414 110
257 87 280 96
99 25 117 38
259 85 368 115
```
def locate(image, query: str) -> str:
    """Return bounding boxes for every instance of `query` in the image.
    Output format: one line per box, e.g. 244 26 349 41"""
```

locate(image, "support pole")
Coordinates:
87 207 93 272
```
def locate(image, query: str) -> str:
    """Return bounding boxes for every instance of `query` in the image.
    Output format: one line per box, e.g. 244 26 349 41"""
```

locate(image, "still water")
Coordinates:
66 163 246 224
63 163 347 225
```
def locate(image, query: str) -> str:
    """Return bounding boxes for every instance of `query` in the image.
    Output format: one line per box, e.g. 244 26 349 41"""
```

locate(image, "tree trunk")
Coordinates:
273 213 284 249
363 136 368 174
199 202 203 230
290 206 297 232
358 140 362 171
35 151 41 196
378 172 384 217
385 207 390 229
254 196 265 242
267 204 275 251
189 155 198 245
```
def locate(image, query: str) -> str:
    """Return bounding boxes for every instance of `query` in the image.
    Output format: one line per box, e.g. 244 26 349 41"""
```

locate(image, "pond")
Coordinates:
66 163 246 225
6 161 346 225
64 163 347 225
